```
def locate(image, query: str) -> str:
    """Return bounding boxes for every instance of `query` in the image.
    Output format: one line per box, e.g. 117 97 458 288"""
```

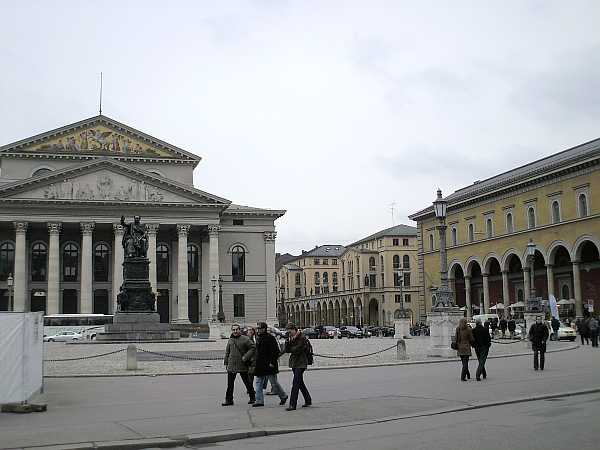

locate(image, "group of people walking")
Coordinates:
222 322 312 411
576 316 599 347
454 315 554 380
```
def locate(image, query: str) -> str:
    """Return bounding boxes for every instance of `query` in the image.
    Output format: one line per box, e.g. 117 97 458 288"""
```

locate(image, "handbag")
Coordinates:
450 332 458 350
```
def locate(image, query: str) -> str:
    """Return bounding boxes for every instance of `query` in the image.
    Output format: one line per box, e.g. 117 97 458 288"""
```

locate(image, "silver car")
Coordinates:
43 331 83 342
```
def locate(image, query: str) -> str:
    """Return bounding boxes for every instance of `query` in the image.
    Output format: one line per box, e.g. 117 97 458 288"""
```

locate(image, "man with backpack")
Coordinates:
283 323 313 411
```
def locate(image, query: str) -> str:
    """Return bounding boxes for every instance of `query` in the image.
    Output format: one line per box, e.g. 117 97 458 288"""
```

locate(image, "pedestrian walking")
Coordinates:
246 326 257 386
252 322 288 407
499 317 508 339
507 317 516 339
472 319 491 381
578 317 590 345
490 318 498 338
550 316 561 341
589 316 599 348
222 323 256 406
283 323 312 411
528 316 549 371
454 318 474 381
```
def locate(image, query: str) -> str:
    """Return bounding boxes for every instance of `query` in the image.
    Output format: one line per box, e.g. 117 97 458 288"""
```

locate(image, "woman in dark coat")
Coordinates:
472 319 491 380
529 316 549 370
252 322 288 407
455 318 474 381
284 323 312 411
222 324 256 406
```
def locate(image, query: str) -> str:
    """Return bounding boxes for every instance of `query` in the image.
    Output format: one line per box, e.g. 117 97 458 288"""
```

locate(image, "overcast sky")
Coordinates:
1 1 599 254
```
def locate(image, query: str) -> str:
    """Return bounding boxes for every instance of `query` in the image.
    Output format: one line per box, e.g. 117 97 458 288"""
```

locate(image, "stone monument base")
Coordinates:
97 312 180 341
394 318 411 339
209 321 227 340
427 307 463 358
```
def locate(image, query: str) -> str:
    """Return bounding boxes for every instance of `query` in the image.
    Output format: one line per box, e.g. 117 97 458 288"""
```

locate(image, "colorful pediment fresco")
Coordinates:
19 125 174 158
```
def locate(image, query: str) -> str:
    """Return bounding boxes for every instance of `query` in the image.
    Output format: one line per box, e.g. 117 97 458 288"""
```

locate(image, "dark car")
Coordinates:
339 326 363 338
302 327 319 339
313 325 329 339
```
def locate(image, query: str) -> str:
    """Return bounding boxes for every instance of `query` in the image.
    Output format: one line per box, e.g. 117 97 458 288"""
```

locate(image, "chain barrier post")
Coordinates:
396 339 408 360
126 344 137 370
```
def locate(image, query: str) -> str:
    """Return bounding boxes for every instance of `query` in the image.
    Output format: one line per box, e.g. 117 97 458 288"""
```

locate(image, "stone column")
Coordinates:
573 261 583 318
80 222 95 314
176 224 191 323
208 225 221 321
47 223 62 315
501 270 510 318
264 231 278 325
146 224 159 294
523 268 530 305
546 264 555 299
112 224 124 314
464 275 472 319
13 222 28 312
482 273 490 313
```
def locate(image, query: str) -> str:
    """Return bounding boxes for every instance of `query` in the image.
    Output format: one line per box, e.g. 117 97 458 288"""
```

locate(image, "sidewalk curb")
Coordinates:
43 343 579 378
17 385 600 450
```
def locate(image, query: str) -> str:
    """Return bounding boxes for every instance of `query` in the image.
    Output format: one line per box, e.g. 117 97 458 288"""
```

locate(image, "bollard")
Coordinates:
396 339 408 360
126 344 138 370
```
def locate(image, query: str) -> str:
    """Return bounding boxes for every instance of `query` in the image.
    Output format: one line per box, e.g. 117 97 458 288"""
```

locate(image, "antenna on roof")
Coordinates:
99 72 103 115
389 202 397 226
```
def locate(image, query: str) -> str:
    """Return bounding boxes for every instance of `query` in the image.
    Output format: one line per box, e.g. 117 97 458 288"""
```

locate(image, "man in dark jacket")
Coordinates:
550 316 561 341
284 323 312 411
507 317 517 339
472 319 492 380
529 316 549 371
499 317 508 339
222 324 256 406
252 322 288 407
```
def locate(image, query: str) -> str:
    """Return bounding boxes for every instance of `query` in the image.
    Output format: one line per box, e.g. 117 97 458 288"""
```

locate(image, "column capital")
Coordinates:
47 222 62 235
208 224 221 236
80 222 95 235
264 231 277 242
14 222 28 233
572 260 581 266
482 272 489 278
177 224 191 236
145 223 160 235
113 223 125 234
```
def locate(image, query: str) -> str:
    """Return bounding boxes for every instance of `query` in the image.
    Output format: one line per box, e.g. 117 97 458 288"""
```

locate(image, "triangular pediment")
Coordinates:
0 115 201 163
0 159 230 206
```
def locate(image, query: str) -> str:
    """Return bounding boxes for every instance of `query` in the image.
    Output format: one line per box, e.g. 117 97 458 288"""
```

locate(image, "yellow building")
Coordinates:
410 138 600 320
277 225 422 327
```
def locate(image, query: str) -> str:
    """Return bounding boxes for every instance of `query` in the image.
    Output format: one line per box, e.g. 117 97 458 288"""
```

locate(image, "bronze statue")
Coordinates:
121 215 148 258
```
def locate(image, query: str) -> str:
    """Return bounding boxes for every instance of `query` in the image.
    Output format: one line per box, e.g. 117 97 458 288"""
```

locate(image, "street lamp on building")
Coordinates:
211 276 217 322
217 276 225 322
526 239 539 312
279 286 286 328
7 273 13 311
432 189 454 308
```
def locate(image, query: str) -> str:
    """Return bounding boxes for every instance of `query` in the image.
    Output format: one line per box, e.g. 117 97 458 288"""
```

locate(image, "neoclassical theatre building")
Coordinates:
0 115 284 325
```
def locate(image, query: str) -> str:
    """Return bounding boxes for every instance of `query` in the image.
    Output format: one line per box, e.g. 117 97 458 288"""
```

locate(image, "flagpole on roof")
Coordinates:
99 72 103 116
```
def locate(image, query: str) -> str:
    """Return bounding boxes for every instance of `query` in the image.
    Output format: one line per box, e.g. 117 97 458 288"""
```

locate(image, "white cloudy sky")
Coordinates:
1 1 599 254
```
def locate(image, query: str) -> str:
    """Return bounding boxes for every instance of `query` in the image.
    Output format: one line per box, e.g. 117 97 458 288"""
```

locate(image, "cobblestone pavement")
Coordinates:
43 336 575 377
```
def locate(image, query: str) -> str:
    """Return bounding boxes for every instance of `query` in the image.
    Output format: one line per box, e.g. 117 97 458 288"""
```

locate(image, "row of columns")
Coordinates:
10 221 222 322
459 262 584 318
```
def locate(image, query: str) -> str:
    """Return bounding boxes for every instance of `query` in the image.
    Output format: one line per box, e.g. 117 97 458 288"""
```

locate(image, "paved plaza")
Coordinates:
1 344 598 449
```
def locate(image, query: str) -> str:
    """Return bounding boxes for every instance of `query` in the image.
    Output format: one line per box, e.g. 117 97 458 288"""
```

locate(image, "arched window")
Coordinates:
403 255 410 269
63 243 79 282
561 284 570 300
506 213 514 233
31 243 47 282
393 255 400 270
369 257 376 271
187 244 199 282
94 243 109 282
578 194 588 217
157 244 169 282
295 272 301 284
314 272 320 285
451 227 457 246
468 223 474 242
551 201 560 224
322 272 329 284
231 245 245 282
0 242 15 281
486 218 493 238
429 234 434 251
527 207 536 229
332 272 338 285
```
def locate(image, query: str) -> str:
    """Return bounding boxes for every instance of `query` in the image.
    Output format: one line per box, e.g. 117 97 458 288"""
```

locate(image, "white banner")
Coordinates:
0 312 44 403
548 294 559 319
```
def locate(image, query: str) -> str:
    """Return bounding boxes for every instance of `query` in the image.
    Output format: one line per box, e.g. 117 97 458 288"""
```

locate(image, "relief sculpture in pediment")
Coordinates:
43 175 165 202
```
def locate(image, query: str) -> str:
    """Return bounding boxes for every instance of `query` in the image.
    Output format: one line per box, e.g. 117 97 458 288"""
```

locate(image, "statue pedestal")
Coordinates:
427 307 463 358
97 312 180 341
209 321 224 340
394 318 411 339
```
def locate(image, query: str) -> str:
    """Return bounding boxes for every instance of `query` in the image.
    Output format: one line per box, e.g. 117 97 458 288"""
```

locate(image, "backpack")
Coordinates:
305 338 314 365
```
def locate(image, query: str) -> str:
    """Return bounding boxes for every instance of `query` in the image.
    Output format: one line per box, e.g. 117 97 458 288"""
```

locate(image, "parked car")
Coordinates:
43 331 83 342
547 321 576 341
339 326 363 338
323 326 340 339
302 327 319 339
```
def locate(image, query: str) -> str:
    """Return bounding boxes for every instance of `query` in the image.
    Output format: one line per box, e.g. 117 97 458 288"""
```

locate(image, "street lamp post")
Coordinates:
217 276 225 322
279 286 286 328
7 273 14 311
527 239 537 304
432 188 454 308
210 276 217 322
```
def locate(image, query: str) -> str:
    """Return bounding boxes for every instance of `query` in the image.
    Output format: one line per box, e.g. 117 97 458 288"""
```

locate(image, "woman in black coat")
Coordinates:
472 319 491 380
252 322 288 407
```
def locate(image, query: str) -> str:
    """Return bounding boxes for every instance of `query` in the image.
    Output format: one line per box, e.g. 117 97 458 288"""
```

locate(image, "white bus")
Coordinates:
43 314 114 340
